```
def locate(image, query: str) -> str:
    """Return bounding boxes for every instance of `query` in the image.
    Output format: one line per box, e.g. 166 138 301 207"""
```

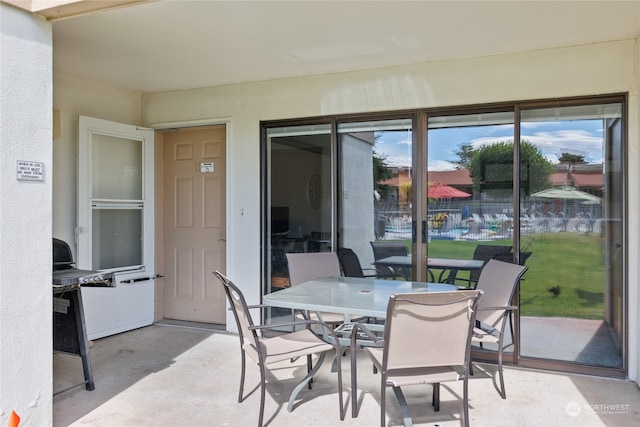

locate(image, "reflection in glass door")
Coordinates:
337 119 413 279
264 124 332 292
519 104 624 370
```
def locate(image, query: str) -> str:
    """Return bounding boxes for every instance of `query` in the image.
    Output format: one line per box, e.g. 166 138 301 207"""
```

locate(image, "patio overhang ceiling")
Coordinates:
5 0 153 21
5 0 640 95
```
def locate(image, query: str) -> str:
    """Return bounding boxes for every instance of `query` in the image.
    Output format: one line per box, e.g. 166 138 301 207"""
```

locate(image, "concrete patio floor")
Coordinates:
53 323 640 427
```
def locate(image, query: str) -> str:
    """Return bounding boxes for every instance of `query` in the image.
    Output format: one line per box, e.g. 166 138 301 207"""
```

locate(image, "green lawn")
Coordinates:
390 233 605 319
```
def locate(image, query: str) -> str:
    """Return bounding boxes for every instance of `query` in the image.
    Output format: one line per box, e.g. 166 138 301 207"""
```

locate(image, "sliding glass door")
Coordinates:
262 94 626 376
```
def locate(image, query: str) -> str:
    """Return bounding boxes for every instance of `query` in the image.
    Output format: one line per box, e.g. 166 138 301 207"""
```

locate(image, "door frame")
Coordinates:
152 118 231 324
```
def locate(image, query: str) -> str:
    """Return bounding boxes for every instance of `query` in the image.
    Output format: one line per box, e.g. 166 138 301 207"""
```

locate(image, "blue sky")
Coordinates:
375 120 605 170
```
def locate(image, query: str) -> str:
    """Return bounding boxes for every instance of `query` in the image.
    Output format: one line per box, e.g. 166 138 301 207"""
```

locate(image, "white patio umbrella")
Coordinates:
531 186 600 204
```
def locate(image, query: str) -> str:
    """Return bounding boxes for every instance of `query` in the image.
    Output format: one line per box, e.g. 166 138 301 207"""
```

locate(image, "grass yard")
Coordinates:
391 232 605 319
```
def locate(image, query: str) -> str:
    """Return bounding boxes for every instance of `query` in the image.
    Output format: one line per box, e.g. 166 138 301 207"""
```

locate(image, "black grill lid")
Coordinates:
53 238 74 270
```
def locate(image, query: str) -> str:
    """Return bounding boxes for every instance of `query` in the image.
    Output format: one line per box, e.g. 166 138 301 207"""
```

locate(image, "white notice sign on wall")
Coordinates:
17 160 44 182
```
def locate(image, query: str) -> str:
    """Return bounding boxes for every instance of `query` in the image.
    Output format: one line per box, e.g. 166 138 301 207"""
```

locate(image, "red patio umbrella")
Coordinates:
428 182 471 199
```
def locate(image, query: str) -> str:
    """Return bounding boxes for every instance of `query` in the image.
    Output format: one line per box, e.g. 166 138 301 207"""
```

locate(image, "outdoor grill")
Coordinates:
53 237 114 286
53 238 114 395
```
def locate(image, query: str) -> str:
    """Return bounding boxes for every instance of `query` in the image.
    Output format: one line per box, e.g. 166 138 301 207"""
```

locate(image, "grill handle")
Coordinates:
121 275 164 284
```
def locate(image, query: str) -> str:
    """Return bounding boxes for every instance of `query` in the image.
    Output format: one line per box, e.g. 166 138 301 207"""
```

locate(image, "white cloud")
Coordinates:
468 129 603 163
428 159 456 171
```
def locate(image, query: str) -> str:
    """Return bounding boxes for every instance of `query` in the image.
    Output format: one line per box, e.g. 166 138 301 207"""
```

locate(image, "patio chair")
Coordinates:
370 241 410 279
490 251 533 342
491 251 532 266
453 244 512 288
471 259 528 399
337 247 399 279
350 290 483 427
286 252 357 325
213 271 346 427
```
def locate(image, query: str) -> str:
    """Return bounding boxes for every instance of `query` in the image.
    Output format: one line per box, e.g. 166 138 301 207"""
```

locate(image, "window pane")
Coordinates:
426 113 514 259
92 208 142 269
265 124 332 291
338 119 412 277
92 134 142 200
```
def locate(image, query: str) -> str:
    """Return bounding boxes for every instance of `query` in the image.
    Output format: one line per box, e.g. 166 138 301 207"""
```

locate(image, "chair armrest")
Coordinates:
249 318 339 336
246 304 271 310
348 322 384 348
257 319 346 351
478 305 518 311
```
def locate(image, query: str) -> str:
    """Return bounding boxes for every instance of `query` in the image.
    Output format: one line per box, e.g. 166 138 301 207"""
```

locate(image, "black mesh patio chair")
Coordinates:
370 241 410 279
337 247 399 279
452 244 512 288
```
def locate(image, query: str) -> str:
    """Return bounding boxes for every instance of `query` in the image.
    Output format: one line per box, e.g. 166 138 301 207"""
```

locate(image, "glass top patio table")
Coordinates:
262 276 458 320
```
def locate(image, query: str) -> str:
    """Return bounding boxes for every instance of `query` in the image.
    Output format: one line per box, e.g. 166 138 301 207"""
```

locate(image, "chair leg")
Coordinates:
258 364 266 427
497 337 506 399
432 383 440 411
463 377 469 427
391 386 413 427
350 345 359 418
334 346 346 421
239 349 246 403
307 354 313 389
380 377 387 427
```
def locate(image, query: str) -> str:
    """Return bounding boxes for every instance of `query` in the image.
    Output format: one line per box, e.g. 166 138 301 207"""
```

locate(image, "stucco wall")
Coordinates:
0 4 53 426
140 39 639 382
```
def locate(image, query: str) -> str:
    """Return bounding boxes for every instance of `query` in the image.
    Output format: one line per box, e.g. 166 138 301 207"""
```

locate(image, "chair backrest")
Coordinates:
370 241 408 277
370 241 408 260
469 244 512 282
492 251 532 266
382 290 482 371
286 252 341 286
336 248 365 278
473 259 528 328
213 271 258 352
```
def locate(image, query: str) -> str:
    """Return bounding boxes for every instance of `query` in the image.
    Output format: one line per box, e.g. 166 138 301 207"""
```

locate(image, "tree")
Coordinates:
558 152 586 164
469 140 554 195
452 143 477 170
373 151 394 198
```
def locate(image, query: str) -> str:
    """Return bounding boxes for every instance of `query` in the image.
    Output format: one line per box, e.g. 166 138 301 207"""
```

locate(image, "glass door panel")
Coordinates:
338 119 413 278
265 124 332 292
427 112 515 285
519 103 624 368
427 112 515 359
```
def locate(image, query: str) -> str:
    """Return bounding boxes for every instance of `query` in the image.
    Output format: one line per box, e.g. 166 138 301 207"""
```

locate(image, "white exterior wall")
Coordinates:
52 73 141 254
0 4 53 426
141 39 639 382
